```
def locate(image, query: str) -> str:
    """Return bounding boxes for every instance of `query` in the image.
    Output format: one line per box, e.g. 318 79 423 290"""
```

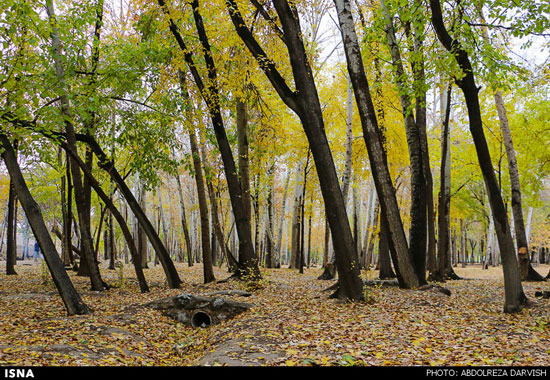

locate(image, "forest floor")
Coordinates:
0 260 548 366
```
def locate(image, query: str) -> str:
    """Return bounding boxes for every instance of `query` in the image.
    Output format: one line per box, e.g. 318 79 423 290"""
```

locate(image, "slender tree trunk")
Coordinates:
1 133 90 314
334 0 419 289
430 0 527 312
380 0 427 284
175 172 193 267
265 164 275 268
290 160 305 269
236 97 252 229
342 76 353 203
6 177 17 275
189 127 215 283
227 0 364 299
275 172 290 268
45 0 106 291
433 84 452 281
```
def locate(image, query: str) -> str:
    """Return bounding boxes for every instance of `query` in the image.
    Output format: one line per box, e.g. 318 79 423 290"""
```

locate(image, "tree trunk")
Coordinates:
227 0 364 300
433 84 452 282
379 212 396 279
0 133 90 315
275 172 290 268
290 160 305 270
430 0 527 312
380 0 427 285
6 177 17 275
45 0 106 291
333 0 419 289
265 164 275 268
175 172 193 267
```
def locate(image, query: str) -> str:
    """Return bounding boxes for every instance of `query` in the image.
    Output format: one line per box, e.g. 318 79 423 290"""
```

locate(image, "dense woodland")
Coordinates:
1 0 550 351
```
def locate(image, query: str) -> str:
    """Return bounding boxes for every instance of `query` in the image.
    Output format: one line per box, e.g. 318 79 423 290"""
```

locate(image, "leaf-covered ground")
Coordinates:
0 261 548 366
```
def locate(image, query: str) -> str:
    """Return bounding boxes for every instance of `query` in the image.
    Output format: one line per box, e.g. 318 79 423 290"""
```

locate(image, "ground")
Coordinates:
0 260 548 366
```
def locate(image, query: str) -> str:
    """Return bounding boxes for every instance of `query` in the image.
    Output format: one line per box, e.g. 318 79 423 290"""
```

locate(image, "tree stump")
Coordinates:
145 293 253 328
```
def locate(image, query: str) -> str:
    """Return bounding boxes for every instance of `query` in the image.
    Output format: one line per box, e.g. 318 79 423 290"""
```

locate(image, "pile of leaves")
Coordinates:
0 261 548 366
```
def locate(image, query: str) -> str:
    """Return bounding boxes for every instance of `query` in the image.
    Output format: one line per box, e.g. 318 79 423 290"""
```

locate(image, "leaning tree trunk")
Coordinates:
76 135 181 287
430 0 527 313
161 0 259 279
476 8 543 281
45 0 106 291
61 141 150 292
0 133 90 315
334 0 419 289
226 0 364 300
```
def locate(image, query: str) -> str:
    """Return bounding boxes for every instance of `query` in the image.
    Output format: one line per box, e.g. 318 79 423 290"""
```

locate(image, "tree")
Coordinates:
158 0 260 279
226 0 364 300
429 0 527 313
45 0 106 291
333 0 419 289
379 0 427 285
0 132 90 315
477 8 545 282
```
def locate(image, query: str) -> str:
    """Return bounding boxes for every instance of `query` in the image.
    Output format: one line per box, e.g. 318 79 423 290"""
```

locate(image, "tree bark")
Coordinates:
430 0 527 312
1 133 90 314
160 0 259 279
333 0 419 289
6 176 17 275
380 0 427 285
45 0 106 291
175 171 194 267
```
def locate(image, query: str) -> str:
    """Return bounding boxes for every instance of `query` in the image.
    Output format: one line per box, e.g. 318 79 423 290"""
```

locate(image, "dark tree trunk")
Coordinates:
380 0 427 285
333 0 419 289
265 164 275 269
61 141 150 292
6 177 17 275
188 125 215 284
160 0 259 279
378 212 396 279
6 139 18 274
1 133 90 315
226 0 364 300
59 148 74 268
430 0 527 312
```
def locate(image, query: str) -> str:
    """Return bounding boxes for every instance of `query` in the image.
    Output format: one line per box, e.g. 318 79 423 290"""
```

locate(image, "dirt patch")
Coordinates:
197 335 285 366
